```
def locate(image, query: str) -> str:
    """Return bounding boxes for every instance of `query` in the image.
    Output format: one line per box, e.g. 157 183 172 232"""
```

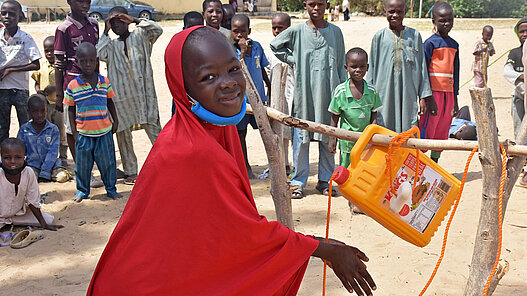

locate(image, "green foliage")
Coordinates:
277 0 304 11
349 0 384 15
449 0 526 18
277 0 527 17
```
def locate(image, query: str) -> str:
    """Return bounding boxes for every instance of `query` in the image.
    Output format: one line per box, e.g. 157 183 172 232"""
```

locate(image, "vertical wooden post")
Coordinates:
240 62 295 230
464 86 527 295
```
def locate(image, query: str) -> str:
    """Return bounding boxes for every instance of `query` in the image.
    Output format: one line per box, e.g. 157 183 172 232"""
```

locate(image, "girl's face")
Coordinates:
1 145 25 171
204 2 223 29
183 32 246 117
0 2 21 28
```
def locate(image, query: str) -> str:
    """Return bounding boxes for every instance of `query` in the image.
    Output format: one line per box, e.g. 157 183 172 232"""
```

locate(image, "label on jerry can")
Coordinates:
379 154 454 233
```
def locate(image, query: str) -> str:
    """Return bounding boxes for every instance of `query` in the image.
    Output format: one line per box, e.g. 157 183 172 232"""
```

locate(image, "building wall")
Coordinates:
19 0 68 7
17 0 276 14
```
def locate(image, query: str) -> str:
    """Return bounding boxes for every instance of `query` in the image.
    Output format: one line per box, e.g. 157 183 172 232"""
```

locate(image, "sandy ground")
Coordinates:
1 17 527 295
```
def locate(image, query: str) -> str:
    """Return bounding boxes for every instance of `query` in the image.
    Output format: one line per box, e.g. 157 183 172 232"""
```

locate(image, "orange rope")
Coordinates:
482 143 507 296
322 128 507 296
418 146 478 295
322 173 338 296
419 144 507 296
385 126 421 193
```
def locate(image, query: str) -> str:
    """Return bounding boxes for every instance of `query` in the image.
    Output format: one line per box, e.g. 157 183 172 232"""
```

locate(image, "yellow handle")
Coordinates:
349 124 389 168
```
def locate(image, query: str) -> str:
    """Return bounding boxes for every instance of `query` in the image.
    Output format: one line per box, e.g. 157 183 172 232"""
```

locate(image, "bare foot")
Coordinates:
72 195 83 203
109 193 123 200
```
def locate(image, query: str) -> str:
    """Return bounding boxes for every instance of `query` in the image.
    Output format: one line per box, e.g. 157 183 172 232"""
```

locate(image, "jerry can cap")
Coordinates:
333 166 350 185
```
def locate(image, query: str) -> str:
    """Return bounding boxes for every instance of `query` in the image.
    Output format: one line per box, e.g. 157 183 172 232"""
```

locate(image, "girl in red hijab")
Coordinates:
87 26 376 296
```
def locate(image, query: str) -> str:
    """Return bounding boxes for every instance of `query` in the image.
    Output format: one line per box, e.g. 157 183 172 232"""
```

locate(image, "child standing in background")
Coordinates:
0 138 61 230
271 0 347 198
64 43 121 202
504 17 527 187
97 6 163 185
0 0 41 144
420 2 459 163
268 12 294 174
329 48 382 168
222 3 235 30
232 14 270 179
32 36 68 162
17 95 67 182
202 0 234 44
54 0 99 160
367 0 433 133
472 25 495 88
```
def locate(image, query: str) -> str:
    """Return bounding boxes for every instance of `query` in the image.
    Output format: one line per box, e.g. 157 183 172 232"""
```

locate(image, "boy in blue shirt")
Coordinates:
231 14 270 178
17 95 67 182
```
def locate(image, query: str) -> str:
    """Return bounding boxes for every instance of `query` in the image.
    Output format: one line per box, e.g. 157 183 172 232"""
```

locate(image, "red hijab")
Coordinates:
87 26 318 296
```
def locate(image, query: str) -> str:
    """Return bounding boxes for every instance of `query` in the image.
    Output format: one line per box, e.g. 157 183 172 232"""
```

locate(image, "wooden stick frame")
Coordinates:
246 105 527 157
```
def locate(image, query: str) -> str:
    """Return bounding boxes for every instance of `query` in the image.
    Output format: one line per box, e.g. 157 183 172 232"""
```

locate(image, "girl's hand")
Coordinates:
326 244 376 296
313 239 376 296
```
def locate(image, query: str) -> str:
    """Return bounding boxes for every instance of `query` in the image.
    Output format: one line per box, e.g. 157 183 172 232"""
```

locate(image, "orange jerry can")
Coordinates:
333 124 461 247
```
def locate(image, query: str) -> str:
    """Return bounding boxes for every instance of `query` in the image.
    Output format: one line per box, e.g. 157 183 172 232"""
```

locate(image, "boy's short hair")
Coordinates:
385 0 407 9
27 94 47 111
222 3 234 14
108 5 128 17
2 0 24 21
431 1 453 16
0 137 25 155
76 42 97 58
272 12 291 27
43 35 55 44
346 47 368 62
184 11 204 28
232 14 250 29
202 0 222 12
483 25 494 32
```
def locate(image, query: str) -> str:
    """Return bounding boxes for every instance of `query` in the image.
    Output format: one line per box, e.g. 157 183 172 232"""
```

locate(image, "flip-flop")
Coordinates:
0 232 14 247
290 186 304 199
315 182 338 196
10 230 45 249
123 176 137 185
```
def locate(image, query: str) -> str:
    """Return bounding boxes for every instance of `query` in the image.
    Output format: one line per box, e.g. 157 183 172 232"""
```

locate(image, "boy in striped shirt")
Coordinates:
64 43 121 202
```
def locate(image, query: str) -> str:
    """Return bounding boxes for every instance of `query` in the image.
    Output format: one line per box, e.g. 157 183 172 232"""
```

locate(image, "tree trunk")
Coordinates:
464 87 527 296
240 62 294 230
245 105 527 156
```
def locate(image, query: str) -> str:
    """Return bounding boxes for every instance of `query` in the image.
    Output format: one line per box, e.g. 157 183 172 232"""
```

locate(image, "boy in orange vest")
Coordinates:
419 2 459 163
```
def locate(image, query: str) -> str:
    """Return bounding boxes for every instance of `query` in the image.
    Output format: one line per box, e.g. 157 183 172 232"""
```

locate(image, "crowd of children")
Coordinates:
0 0 162 238
0 0 525 290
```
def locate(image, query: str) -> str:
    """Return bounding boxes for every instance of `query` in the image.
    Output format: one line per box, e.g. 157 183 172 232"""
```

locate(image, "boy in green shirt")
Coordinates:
329 47 382 168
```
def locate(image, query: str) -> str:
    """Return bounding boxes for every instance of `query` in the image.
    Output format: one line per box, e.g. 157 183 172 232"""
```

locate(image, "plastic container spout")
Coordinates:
332 166 350 185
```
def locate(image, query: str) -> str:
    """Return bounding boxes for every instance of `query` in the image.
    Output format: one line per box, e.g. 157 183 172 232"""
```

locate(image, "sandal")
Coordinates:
290 186 304 199
0 232 14 247
124 175 137 185
315 181 338 196
10 230 44 249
